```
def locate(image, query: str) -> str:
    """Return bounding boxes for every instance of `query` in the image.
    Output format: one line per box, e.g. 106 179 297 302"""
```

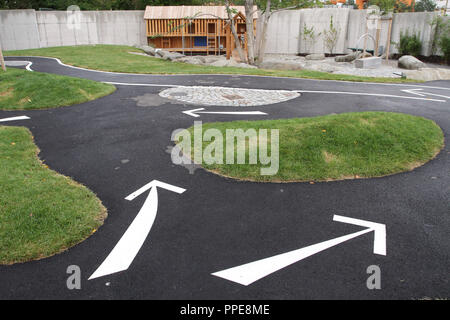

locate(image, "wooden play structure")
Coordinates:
144 6 257 59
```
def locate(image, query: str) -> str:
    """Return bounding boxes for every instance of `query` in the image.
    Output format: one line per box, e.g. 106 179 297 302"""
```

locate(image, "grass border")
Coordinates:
0 126 107 265
176 112 445 184
4 44 420 84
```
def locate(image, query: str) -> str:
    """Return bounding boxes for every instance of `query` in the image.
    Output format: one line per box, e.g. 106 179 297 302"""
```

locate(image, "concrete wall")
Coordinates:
390 12 439 56
0 8 447 57
0 10 40 50
0 10 146 50
265 8 445 57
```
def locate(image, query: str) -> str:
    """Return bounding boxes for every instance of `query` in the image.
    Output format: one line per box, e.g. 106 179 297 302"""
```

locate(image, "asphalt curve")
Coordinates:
1 56 449 299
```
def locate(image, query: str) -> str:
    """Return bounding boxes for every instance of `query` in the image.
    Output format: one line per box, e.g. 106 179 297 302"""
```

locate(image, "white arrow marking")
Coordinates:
295 90 446 102
89 180 186 280
212 215 386 286
402 88 450 100
183 108 268 118
0 116 30 123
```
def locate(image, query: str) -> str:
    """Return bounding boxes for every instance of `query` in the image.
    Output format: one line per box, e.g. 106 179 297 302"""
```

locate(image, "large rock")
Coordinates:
203 56 222 64
398 55 425 70
335 53 358 62
156 49 184 61
355 57 382 69
141 45 156 56
175 56 204 65
305 53 325 61
211 59 231 67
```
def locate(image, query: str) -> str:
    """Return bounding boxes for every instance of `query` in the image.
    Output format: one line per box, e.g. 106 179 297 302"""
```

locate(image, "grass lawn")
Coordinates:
182 112 444 182
0 126 106 264
0 68 115 110
6 45 417 83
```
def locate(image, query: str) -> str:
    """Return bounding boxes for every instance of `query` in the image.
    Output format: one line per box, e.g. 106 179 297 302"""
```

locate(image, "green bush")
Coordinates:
398 32 422 57
439 36 450 63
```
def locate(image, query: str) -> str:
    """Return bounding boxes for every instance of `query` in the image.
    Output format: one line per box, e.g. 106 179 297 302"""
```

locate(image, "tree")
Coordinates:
244 0 256 64
415 0 437 12
225 0 247 62
255 0 316 64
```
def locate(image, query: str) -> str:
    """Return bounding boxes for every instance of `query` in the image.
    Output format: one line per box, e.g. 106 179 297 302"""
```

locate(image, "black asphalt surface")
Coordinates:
1 56 449 300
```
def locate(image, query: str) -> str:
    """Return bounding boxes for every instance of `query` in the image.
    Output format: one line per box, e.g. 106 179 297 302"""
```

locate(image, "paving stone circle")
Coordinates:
159 86 301 107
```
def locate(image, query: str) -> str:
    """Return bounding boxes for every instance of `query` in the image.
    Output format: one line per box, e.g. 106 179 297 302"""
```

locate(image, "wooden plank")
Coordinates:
385 18 393 61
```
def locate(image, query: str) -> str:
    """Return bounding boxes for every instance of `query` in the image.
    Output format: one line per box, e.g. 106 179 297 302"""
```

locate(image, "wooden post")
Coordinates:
0 46 6 71
375 18 381 57
385 18 393 61
226 25 231 60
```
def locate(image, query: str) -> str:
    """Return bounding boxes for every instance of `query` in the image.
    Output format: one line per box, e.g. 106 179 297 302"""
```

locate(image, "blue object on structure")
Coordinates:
194 37 207 47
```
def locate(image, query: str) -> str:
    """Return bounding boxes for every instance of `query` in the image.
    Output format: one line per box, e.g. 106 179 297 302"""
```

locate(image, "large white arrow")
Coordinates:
401 88 450 100
0 116 30 123
89 180 186 280
183 108 268 118
212 215 386 286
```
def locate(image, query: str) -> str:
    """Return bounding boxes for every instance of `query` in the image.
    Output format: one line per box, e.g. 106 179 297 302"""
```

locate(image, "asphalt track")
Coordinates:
1 56 449 299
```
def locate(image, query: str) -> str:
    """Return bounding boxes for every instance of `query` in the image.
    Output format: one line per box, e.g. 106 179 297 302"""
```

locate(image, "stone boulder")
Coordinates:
357 52 372 59
305 53 325 61
156 49 184 61
335 53 358 63
211 59 231 67
398 55 425 70
141 45 156 56
175 56 204 65
355 57 382 69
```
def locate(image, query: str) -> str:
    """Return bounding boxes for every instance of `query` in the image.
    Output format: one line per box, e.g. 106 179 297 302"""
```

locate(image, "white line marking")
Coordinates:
212 215 386 286
89 180 185 280
183 108 268 117
6 56 450 91
103 81 180 88
401 88 450 100
295 90 446 102
0 116 30 123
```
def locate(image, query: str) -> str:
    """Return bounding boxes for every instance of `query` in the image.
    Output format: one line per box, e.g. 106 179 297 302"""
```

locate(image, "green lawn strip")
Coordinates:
182 112 444 182
0 68 115 110
0 126 106 264
6 45 417 83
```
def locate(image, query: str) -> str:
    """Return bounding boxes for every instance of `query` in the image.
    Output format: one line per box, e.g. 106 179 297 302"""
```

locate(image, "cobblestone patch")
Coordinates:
159 86 300 107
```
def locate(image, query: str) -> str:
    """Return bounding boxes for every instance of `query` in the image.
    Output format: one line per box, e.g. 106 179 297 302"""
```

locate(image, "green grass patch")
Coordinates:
181 112 444 182
6 45 417 83
0 68 115 110
0 126 106 264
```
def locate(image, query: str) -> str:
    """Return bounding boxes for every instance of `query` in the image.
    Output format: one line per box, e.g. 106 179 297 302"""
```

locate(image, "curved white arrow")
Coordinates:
212 215 386 286
89 180 186 280
183 108 268 118
0 116 30 123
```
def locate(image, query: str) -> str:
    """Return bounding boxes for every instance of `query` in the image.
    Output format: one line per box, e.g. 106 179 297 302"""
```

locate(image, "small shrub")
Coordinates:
323 16 339 54
397 32 422 57
439 35 450 63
